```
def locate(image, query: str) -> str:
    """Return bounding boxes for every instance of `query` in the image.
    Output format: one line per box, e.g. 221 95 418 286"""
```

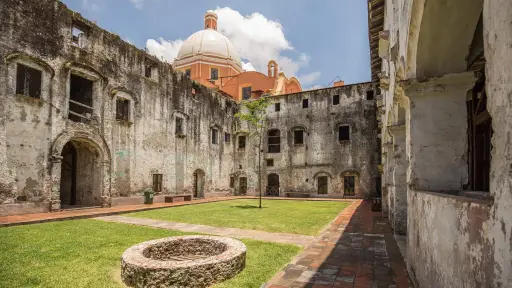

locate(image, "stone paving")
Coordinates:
96 215 315 247
264 200 410 288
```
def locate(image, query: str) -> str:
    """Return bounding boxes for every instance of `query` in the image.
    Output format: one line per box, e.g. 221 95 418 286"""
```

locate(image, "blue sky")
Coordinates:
63 0 371 88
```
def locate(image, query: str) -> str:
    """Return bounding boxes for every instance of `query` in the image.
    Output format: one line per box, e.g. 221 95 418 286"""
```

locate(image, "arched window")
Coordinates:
267 129 280 153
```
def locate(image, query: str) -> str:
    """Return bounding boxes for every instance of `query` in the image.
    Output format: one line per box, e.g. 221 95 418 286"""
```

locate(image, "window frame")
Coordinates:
115 98 130 121
15 63 42 99
210 67 219 80
267 129 281 153
225 132 231 143
275 102 281 112
302 98 309 108
242 86 252 100
333 94 340 105
343 175 356 195
211 128 219 145
238 135 246 149
294 129 305 146
266 158 274 167
153 173 163 192
338 125 350 142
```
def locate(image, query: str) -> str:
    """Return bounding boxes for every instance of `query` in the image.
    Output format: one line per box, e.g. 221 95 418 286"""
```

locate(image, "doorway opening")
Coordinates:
193 169 205 198
239 177 247 195
266 173 280 196
59 140 102 209
317 176 328 194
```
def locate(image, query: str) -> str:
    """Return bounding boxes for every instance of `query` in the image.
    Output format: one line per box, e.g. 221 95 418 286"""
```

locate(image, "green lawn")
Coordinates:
0 219 300 288
128 199 350 235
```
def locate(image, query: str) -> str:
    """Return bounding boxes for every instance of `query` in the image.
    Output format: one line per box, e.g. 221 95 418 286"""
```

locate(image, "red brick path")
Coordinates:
265 200 410 288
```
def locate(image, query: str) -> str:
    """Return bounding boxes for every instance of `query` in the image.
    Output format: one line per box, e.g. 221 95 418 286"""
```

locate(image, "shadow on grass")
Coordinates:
230 205 267 209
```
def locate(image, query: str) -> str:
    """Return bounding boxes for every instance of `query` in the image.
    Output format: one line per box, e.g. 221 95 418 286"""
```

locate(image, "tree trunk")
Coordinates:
258 128 262 208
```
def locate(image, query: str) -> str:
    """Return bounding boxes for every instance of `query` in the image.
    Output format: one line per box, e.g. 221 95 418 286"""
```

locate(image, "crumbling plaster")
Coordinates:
378 0 512 286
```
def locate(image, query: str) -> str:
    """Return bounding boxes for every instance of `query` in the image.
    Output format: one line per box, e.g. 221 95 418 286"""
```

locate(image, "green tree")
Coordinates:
235 96 271 208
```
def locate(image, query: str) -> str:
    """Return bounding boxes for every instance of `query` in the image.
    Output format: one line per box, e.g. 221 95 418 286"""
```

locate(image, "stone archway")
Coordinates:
193 169 205 198
49 130 111 211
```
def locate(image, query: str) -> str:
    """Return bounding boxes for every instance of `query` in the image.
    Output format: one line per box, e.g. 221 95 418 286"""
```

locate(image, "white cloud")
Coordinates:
145 7 321 85
130 0 145 9
146 38 184 63
299 72 322 86
242 61 256 72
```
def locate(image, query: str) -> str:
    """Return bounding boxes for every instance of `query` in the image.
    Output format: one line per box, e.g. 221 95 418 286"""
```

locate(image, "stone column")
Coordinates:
405 72 475 191
483 0 512 284
49 154 63 211
101 160 112 208
390 125 407 235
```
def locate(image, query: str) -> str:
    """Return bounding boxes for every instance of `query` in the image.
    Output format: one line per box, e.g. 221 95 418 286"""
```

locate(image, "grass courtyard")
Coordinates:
0 219 300 288
128 199 350 235
1 199 350 287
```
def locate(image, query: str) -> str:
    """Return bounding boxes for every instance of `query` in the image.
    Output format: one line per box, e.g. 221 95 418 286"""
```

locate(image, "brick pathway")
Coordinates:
96 215 315 246
0 196 354 227
264 200 410 288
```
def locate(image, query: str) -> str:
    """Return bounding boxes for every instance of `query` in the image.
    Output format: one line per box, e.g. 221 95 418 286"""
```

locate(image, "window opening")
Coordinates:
266 159 274 167
294 130 304 145
344 176 355 195
238 135 246 149
275 103 281 112
225 133 231 143
210 68 218 80
153 174 163 192
338 126 350 141
116 98 130 121
211 128 218 144
16 64 41 99
317 176 328 194
267 129 281 153
302 99 309 108
175 117 184 135
242 86 252 100
366 90 375 100
333 94 340 105
69 74 94 123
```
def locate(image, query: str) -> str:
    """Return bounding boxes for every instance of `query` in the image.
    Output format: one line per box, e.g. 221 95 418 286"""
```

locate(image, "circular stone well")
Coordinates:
121 235 246 288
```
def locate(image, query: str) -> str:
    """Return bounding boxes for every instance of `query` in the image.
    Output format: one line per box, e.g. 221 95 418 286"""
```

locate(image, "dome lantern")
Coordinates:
204 10 218 30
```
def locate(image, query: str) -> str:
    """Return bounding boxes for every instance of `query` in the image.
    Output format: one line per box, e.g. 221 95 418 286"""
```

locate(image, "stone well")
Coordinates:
121 235 246 288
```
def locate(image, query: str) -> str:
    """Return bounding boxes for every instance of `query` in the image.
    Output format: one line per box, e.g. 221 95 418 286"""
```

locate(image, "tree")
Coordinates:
235 96 271 208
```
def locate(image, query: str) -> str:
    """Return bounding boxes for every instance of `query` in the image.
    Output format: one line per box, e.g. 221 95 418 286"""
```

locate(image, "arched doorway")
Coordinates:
59 140 103 208
193 169 205 198
266 173 279 196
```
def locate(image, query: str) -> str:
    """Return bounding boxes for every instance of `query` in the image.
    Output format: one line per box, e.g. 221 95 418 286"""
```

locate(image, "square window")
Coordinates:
302 99 309 108
211 68 218 80
153 174 163 192
116 98 130 121
338 126 350 141
266 159 274 167
16 64 42 99
366 90 375 100
211 128 218 144
225 132 231 143
238 135 246 149
71 22 88 48
242 86 252 100
275 103 281 112
333 94 340 105
175 117 184 135
294 130 304 145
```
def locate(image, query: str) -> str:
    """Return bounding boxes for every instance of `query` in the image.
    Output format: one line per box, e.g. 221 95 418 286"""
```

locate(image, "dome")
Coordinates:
176 29 242 68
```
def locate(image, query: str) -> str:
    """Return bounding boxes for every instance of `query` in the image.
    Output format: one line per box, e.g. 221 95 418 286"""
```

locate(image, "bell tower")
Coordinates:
204 11 218 30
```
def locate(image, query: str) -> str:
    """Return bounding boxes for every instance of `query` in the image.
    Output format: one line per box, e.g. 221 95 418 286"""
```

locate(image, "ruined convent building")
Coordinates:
0 0 379 216
368 0 512 286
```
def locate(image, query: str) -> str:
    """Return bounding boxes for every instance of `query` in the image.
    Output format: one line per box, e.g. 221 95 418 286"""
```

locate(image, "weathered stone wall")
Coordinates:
0 0 235 215
375 0 512 286
0 0 379 215
234 84 379 198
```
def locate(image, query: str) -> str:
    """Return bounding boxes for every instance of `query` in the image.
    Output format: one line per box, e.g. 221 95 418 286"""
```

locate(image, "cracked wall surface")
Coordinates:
0 0 379 216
